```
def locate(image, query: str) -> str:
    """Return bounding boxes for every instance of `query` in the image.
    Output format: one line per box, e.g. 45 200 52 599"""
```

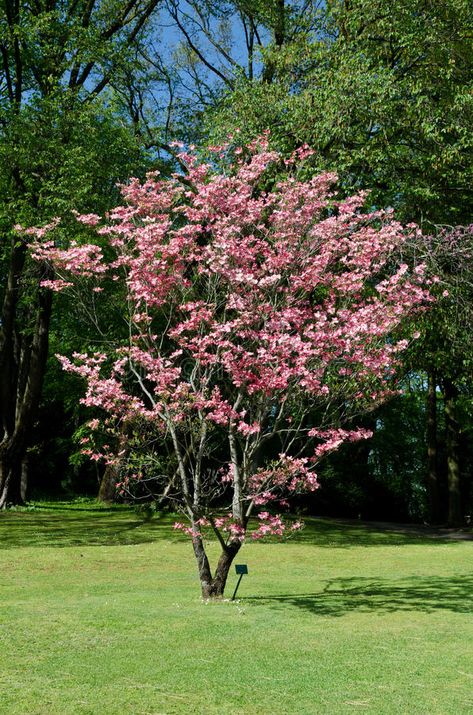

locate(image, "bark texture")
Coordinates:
426 370 441 523
0 257 52 507
194 537 242 599
443 378 462 527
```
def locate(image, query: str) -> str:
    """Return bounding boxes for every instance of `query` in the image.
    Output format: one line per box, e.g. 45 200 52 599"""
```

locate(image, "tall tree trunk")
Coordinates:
98 421 134 502
194 536 242 599
20 456 29 503
262 0 285 83
443 378 462 527
0 240 27 443
0 269 52 508
426 370 441 523
97 463 119 502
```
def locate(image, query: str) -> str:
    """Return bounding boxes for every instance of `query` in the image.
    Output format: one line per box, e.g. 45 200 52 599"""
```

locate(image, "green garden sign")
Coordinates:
231 564 248 600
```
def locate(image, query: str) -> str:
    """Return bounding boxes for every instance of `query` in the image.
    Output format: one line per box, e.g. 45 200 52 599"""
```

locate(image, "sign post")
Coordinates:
231 564 248 601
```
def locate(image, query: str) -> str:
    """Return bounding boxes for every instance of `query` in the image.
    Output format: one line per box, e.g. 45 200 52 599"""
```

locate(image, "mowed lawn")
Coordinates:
1 503 473 715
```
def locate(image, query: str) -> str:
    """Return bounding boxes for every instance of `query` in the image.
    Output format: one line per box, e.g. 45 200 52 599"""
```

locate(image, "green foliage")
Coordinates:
2 0 471 515
314 391 427 522
368 388 429 520
206 0 473 224
0 1 162 505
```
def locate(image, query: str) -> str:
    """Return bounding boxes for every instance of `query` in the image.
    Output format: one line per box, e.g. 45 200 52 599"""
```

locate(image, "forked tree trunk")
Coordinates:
193 535 242 599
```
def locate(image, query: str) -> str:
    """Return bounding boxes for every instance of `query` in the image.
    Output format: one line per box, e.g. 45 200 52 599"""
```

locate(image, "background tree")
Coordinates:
137 1 322 143
201 0 472 224
410 226 473 525
0 0 162 506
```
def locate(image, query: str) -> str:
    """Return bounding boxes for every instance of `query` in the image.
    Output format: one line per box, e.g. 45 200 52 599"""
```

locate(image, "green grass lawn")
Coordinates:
1 502 473 715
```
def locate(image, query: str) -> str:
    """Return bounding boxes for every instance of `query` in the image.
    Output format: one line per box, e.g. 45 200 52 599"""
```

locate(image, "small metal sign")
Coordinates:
231 564 248 600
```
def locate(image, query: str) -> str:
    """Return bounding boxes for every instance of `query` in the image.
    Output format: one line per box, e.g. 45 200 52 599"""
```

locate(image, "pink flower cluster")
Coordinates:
173 515 246 542
309 427 374 459
251 512 303 540
248 455 319 507
31 240 106 277
212 514 246 542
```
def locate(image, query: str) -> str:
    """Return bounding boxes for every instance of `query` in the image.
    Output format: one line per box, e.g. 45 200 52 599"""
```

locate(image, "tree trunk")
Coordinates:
20 457 28 503
443 378 462 527
194 535 242 599
0 267 52 507
0 457 28 507
0 460 17 509
98 463 120 502
97 422 133 502
426 370 441 523
262 0 285 83
0 240 27 444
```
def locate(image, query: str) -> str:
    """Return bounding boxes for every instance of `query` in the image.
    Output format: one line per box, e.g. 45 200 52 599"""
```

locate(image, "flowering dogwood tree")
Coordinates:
29 137 431 598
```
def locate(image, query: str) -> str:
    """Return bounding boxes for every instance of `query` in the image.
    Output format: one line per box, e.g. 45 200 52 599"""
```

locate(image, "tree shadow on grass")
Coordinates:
248 574 473 616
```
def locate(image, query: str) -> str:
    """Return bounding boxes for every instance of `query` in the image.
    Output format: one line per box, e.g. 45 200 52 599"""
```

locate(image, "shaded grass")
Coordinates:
0 500 460 549
1 502 473 714
0 501 183 548
249 574 473 615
